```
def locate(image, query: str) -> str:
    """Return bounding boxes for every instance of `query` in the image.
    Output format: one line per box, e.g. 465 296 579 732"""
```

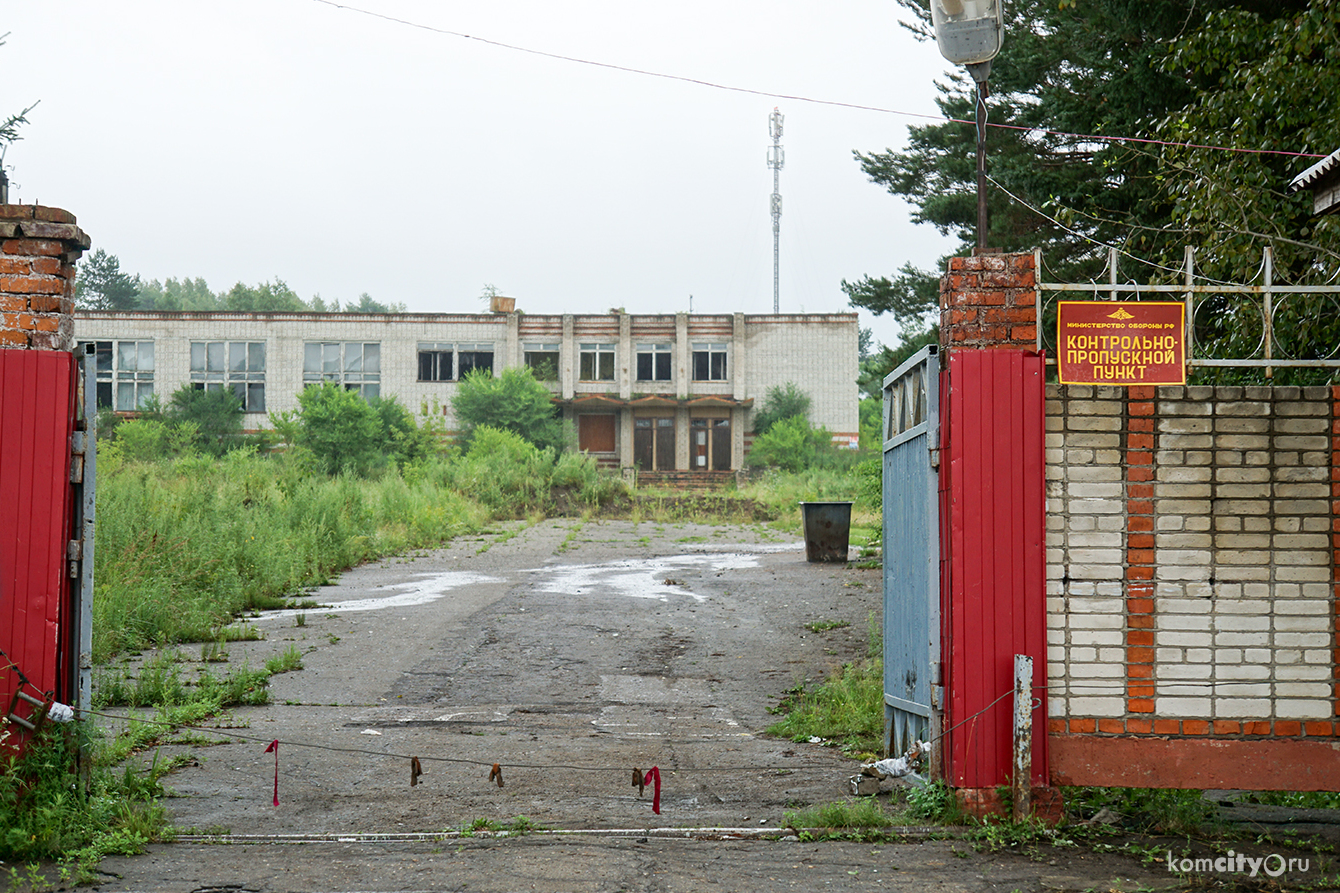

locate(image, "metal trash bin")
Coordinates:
800 501 853 563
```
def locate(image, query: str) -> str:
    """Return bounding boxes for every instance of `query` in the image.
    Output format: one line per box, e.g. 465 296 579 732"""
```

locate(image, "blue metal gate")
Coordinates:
881 345 940 758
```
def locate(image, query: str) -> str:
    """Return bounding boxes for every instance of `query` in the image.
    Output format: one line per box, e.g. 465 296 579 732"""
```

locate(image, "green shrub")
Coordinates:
446 425 556 516
110 418 198 462
748 415 836 473
285 383 384 475
164 385 244 455
0 724 169 873
272 384 443 476
451 366 567 452
752 382 813 435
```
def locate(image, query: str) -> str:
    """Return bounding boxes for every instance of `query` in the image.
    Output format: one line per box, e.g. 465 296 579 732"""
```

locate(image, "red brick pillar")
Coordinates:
1124 387 1157 727
0 205 90 351
939 252 1037 351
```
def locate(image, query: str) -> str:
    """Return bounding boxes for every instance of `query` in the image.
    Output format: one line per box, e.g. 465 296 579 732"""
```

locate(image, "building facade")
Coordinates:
74 309 859 475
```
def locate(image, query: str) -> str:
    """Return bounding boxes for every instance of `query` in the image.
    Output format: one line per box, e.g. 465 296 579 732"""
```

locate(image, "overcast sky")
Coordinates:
3 1 959 349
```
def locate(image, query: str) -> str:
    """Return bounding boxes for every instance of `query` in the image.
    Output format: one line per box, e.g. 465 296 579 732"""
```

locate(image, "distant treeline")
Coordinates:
75 248 407 313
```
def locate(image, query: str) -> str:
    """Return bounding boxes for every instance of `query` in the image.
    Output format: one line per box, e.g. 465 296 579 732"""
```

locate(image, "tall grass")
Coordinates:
94 448 486 660
93 430 635 660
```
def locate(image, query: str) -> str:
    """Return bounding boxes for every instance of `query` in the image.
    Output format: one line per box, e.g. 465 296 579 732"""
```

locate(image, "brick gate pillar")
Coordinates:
0 204 90 748
0 205 90 350
939 252 1037 352
937 251 1058 821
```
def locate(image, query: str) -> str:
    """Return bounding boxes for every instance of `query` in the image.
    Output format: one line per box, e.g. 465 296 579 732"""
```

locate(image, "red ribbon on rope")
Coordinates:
264 740 279 806
642 766 661 815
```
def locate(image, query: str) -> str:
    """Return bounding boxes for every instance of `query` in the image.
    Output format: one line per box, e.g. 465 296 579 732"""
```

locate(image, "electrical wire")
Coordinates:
984 174 1241 286
72 706 842 774
306 0 1324 164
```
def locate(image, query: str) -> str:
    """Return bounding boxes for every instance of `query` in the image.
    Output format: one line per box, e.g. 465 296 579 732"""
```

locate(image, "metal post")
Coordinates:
975 79 988 252
1034 249 1044 353
1262 246 1273 379
1012 654 1032 822
1184 246 1195 369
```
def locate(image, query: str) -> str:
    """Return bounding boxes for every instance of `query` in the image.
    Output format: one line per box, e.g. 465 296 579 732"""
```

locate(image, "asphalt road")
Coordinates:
86 520 1184 892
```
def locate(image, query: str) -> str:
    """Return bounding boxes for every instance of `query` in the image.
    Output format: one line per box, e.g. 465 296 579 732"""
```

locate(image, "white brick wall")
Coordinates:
1047 383 1338 731
74 309 861 443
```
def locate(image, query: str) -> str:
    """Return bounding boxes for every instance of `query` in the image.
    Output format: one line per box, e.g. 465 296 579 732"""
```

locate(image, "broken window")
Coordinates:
304 341 380 399
524 342 560 381
418 342 453 382
457 343 495 378
190 341 266 412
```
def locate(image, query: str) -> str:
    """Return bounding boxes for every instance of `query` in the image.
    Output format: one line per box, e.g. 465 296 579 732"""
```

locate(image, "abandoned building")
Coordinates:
73 309 860 477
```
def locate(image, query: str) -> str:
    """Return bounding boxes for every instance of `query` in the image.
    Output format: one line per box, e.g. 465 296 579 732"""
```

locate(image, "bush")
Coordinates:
752 382 812 435
0 724 168 874
445 425 556 516
451 366 566 452
748 415 835 473
164 385 244 455
288 383 384 475
110 418 198 462
273 384 439 476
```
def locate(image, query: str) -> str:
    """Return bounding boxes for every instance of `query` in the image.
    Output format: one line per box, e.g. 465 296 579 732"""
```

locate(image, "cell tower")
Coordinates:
767 107 784 314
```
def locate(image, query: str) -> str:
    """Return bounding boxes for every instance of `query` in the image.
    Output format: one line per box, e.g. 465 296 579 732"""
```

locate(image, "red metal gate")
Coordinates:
0 348 78 736
941 349 1048 789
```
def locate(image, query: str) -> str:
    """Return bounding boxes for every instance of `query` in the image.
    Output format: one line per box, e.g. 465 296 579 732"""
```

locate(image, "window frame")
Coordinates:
79 339 154 411
691 342 729 382
579 342 616 382
190 340 266 412
523 342 561 381
635 342 673 382
457 342 495 379
417 342 454 383
303 341 381 400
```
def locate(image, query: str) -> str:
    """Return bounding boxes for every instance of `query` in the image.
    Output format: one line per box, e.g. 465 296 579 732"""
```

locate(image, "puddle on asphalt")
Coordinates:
253 571 502 620
526 546 802 603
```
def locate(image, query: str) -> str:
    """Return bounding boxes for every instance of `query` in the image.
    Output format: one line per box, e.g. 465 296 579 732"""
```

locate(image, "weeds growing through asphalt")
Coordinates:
0 722 174 884
766 612 884 757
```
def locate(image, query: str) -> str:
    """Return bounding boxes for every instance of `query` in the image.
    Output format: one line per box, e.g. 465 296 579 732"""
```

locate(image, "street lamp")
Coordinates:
929 0 1004 252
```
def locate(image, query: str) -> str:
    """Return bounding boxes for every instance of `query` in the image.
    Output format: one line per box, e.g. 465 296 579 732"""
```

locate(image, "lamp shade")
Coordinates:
930 0 1004 66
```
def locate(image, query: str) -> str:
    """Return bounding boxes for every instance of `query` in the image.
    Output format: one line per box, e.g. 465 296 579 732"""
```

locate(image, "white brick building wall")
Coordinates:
74 309 859 472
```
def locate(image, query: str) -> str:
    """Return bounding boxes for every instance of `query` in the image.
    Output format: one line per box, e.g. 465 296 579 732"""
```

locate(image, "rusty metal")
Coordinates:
1012 654 1032 821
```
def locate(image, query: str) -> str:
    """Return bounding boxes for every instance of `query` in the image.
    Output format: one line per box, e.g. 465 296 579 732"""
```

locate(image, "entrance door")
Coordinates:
633 418 675 470
690 418 731 470
881 345 940 758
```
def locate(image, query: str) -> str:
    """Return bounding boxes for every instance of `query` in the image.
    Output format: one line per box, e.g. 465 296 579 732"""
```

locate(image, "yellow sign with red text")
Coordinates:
1057 301 1186 385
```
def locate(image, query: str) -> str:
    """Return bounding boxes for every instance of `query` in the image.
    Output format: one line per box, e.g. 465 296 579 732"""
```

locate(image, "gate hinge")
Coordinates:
70 431 86 483
929 447 940 468
67 539 82 578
